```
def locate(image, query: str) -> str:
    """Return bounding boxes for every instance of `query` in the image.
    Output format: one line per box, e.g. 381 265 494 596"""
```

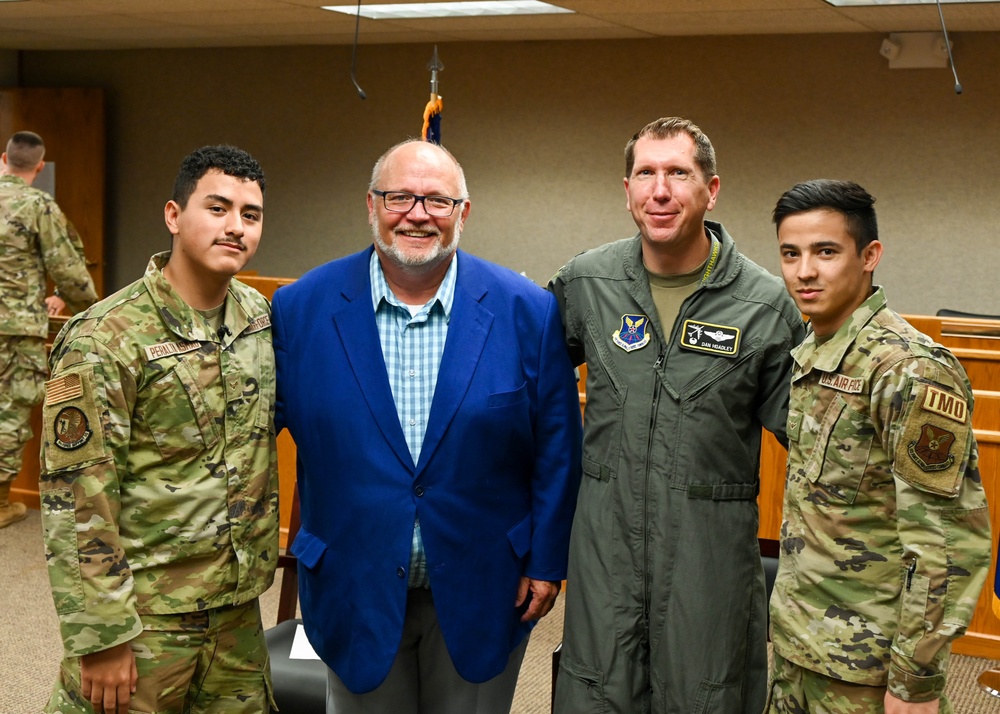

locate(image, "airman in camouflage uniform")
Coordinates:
768 180 990 714
0 130 97 528
41 146 278 714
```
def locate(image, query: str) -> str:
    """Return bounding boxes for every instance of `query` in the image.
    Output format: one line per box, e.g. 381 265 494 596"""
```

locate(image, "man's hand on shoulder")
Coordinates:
80 641 138 714
884 691 939 713
516 576 561 622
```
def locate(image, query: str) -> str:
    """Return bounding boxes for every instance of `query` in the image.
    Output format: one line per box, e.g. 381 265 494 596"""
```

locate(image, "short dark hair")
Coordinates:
5 131 45 170
773 179 878 253
172 145 266 208
624 117 717 181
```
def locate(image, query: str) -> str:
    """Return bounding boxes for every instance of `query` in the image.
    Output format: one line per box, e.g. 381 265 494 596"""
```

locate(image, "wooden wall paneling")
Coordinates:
0 87 105 295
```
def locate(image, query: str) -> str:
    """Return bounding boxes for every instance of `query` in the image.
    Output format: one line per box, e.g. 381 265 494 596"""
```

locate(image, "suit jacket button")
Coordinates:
397 567 405 578
414 486 425 497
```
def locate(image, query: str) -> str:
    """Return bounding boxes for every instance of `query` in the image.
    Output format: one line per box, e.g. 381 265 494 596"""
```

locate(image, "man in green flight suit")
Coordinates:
767 179 991 714
40 145 279 714
550 117 804 713
0 130 97 528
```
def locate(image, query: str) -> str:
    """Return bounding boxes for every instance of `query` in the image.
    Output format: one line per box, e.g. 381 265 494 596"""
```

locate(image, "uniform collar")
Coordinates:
624 220 736 289
142 251 258 346
791 286 887 377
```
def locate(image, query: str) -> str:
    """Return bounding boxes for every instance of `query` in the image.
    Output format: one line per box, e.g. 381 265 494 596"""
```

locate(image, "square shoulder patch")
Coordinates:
42 365 109 473
896 381 971 498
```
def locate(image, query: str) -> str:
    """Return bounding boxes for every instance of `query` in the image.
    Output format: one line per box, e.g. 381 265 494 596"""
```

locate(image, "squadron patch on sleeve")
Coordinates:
896 380 969 497
42 365 109 472
612 314 651 352
53 407 92 450
907 424 955 472
679 320 740 357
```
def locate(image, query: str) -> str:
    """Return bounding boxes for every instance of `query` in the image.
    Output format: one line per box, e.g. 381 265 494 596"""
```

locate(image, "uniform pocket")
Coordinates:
139 359 220 461
806 396 874 504
40 487 84 614
557 655 608 712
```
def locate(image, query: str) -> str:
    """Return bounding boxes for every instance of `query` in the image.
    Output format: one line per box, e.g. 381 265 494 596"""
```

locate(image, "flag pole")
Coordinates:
421 46 444 144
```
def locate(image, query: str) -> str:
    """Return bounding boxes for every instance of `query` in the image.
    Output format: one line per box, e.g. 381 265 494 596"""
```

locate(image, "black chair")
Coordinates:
551 538 781 713
264 485 327 714
935 308 1000 320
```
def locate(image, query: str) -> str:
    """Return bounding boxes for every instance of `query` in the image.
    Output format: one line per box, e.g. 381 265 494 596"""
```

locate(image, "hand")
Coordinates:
80 641 138 714
884 691 939 713
515 577 561 622
45 295 66 316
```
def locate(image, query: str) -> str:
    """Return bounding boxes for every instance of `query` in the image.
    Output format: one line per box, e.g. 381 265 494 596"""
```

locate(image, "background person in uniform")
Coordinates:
548 117 805 714
767 179 991 714
0 130 97 529
40 145 279 714
272 139 582 714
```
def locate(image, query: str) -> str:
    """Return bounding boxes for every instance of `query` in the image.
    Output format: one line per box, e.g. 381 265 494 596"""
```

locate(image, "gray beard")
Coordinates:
372 223 460 274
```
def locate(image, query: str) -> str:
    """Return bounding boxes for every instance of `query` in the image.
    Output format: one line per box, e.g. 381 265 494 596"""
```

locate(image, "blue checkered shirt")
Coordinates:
370 251 457 589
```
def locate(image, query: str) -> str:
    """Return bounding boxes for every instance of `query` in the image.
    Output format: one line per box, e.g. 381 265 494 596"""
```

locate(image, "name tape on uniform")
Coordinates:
679 320 740 357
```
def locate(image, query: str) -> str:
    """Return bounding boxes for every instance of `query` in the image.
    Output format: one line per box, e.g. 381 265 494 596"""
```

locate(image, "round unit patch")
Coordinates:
53 406 93 451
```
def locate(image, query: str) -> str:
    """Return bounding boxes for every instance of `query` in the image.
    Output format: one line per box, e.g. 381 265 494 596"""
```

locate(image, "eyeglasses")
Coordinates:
372 190 465 217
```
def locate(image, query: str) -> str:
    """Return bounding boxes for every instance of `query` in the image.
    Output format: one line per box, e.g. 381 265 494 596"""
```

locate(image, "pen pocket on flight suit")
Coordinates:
582 311 627 481
806 395 873 504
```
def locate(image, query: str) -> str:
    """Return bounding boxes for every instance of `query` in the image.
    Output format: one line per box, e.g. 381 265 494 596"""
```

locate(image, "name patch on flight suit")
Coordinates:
612 314 651 352
679 320 740 357
819 373 864 394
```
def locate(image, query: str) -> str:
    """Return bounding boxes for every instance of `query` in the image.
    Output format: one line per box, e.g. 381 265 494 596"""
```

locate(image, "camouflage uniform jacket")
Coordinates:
770 287 991 703
0 175 97 336
39 252 279 658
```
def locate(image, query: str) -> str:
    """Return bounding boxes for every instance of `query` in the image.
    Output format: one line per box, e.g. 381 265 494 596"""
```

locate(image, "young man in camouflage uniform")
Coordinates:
40 145 279 714
0 130 97 528
768 179 991 714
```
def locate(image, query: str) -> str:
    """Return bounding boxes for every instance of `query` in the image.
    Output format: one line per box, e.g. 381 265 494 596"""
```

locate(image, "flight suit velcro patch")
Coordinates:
42 366 109 473
897 382 970 498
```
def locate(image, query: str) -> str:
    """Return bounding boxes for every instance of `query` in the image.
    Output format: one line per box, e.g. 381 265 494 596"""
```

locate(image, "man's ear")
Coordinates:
164 200 182 236
862 240 883 274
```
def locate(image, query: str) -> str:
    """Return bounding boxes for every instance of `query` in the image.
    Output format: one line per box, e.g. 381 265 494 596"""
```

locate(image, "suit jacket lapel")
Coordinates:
417 256 493 475
331 254 414 470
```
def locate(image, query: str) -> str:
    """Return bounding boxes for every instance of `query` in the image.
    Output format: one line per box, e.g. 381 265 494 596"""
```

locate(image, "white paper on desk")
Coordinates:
290 624 322 660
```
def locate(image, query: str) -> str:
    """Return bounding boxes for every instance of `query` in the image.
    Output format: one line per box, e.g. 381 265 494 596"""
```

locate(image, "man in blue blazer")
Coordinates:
272 139 583 714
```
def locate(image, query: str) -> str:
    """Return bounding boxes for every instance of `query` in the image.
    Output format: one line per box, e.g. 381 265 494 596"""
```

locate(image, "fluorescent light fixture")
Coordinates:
322 1 573 20
825 0 994 6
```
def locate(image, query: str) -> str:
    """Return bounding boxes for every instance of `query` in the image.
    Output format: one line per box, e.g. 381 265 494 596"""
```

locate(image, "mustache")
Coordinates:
214 239 247 251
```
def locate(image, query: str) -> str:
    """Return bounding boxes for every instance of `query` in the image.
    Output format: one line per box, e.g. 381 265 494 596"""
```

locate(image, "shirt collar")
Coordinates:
369 250 458 319
792 286 887 376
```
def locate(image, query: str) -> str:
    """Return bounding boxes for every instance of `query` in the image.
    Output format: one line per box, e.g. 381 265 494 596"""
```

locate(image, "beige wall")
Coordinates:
20 33 1000 315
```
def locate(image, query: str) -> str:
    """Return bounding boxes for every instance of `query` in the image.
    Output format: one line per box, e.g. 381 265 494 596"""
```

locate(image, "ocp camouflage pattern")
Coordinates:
770 287 991 703
0 175 97 337
39 252 279 657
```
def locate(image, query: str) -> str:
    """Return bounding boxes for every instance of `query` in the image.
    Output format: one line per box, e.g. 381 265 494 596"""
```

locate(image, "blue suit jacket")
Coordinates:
272 248 582 693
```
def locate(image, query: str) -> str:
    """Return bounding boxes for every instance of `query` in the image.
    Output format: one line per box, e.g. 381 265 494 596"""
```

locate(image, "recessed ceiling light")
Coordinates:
322 1 573 20
825 0 993 6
